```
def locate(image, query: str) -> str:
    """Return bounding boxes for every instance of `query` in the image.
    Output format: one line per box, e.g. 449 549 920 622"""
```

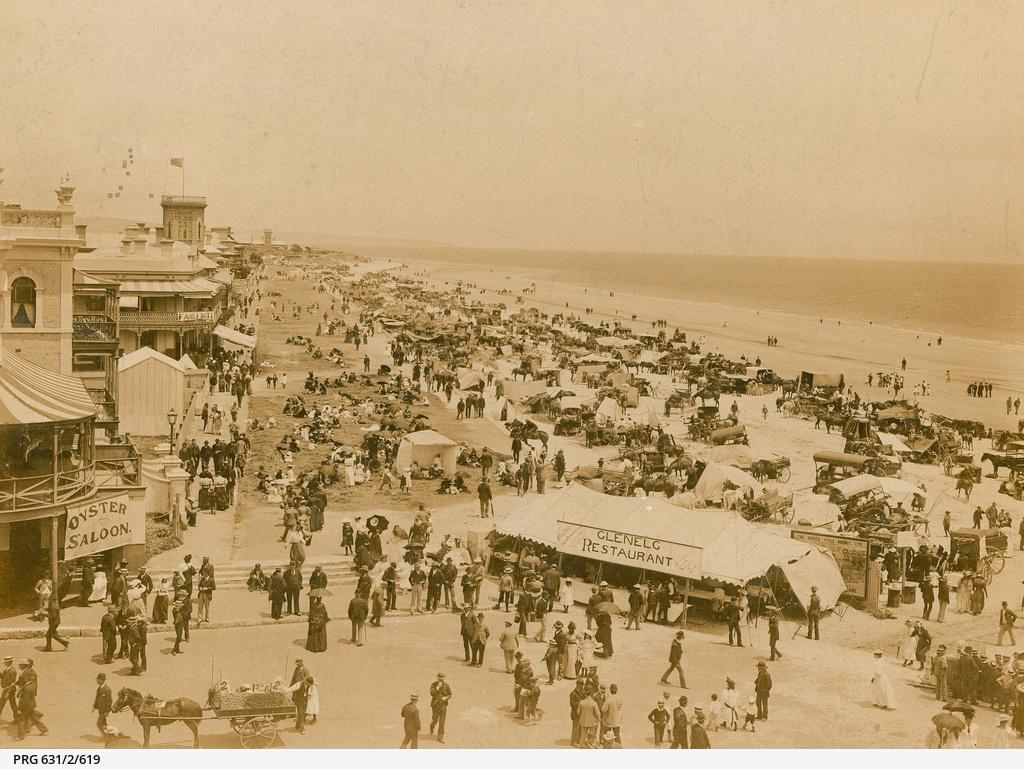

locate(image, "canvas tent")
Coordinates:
395 429 459 476
213 324 256 350
693 463 764 502
699 445 754 470
492 484 842 592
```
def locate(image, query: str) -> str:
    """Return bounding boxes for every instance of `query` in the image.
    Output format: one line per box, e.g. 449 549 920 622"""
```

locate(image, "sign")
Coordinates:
64 493 134 559
792 529 869 597
177 310 215 322
557 519 702 579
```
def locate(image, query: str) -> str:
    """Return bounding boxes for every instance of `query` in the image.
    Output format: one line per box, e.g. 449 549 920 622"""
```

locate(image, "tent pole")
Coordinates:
680 578 691 629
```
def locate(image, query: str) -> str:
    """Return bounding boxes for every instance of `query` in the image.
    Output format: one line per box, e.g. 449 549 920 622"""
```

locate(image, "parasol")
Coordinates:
366 514 390 532
307 588 333 598
593 601 624 616
931 713 965 731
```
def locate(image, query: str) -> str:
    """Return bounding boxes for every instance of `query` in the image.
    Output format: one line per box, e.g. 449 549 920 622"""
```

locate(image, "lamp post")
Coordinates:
167 407 178 449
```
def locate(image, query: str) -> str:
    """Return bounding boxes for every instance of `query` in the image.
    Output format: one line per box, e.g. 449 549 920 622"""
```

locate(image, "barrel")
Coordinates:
886 586 902 608
902 582 918 605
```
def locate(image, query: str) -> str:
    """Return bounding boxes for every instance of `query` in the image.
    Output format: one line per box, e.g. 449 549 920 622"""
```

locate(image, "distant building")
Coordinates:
161 195 207 247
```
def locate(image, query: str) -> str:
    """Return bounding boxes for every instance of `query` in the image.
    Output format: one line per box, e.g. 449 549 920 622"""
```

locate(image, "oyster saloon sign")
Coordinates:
556 519 702 579
65 494 133 559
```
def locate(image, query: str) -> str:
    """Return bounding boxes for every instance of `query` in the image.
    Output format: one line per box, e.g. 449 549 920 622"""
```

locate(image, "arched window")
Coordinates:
11 277 36 327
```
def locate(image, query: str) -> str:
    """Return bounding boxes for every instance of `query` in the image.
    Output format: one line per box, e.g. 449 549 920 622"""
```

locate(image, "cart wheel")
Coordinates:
776 506 794 525
778 466 791 484
989 550 1005 575
239 717 277 749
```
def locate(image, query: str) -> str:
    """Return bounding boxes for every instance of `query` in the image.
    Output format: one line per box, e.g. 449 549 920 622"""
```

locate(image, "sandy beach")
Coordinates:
387 257 1024 431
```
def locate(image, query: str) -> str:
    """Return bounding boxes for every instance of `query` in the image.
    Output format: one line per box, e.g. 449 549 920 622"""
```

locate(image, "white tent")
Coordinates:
791 492 841 528
877 432 913 455
493 484 835 588
693 463 765 502
699 445 754 470
395 429 459 476
595 396 621 421
779 546 847 612
213 324 256 349
458 370 487 390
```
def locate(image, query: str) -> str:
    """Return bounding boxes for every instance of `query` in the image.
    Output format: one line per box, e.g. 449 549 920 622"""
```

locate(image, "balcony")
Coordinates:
95 442 141 489
73 314 118 346
86 388 117 425
119 309 217 330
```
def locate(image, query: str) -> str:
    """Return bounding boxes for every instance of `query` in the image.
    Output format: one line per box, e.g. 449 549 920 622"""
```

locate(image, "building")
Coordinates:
161 195 207 247
117 346 205 436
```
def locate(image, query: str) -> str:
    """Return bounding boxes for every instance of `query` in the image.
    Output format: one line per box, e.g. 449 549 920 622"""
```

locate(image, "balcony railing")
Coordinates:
0 465 95 514
119 310 217 329
73 314 118 344
95 443 141 489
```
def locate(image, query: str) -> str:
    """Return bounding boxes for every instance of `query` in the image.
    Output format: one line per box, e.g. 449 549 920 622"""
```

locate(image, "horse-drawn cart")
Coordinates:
210 688 296 748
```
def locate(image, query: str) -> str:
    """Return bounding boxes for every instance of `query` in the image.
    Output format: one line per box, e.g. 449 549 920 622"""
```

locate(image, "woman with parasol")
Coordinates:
927 713 963 748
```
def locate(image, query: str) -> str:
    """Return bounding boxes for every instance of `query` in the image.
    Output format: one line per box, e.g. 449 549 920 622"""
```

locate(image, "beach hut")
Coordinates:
395 429 459 476
117 347 202 436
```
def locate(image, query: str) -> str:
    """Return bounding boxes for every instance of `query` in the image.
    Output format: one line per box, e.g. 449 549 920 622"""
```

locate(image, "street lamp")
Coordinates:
167 407 178 447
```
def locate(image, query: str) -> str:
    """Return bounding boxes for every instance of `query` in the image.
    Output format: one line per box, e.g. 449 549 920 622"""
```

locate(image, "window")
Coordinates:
11 277 36 327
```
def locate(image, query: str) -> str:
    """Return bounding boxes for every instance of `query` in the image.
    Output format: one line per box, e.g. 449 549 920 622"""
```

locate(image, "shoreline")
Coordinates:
360 255 1024 429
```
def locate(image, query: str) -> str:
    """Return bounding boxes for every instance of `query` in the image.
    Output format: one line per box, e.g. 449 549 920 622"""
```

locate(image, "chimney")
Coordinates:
119 239 131 257
75 224 87 240
160 239 172 259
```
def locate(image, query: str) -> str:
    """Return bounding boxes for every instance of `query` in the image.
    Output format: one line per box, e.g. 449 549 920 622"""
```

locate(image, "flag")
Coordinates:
170 157 184 168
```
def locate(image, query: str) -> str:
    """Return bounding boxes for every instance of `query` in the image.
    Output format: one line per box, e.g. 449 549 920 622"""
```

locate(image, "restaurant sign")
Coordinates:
64 493 134 559
556 519 702 579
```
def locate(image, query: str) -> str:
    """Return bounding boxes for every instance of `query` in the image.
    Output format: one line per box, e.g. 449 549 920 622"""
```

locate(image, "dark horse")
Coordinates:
112 687 204 748
507 419 549 448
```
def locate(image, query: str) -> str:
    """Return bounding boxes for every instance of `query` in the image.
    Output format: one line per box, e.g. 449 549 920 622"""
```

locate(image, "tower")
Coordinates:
161 195 207 246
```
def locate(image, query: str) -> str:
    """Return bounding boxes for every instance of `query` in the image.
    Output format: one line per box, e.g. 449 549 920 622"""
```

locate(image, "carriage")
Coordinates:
740 489 794 524
826 475 891 524
209 686 297 748
709 424 749 446
949 529 1007 583
812 450 897 492
750 455 791 483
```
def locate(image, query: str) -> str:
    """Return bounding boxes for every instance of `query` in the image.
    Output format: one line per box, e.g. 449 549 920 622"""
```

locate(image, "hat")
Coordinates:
503 567 513 573
873 649 883 656
554 621 563 627
998 715 1011 724
675 631 685 638
505 620 513 626
757 661 767 668
748 696 756 704
963 645 973 653
2 656 11 663
657 700 665 705
410 693 419 700
437 673 445 679
937 645 947 652
694 706 704 715
474 557 482 563
599 580 608 586
359 566 369 572
725 677 734 685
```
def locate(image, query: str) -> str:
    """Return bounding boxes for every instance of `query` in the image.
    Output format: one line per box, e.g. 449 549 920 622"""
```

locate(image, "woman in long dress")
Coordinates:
151 577 170 623
897 620 916 666
344 456 356 487
579 631 596 673
287 528 307 565
563 625 579 679
871 650 897 709
306 678 320 725
305 601 329 652
956 572 972 613
969 575 987 615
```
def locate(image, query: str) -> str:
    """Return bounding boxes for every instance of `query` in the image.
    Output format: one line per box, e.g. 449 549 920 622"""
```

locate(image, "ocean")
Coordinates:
382 248 1023 346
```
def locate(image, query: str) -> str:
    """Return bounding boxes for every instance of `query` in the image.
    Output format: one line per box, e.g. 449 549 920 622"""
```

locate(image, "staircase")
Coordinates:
148 557 359 591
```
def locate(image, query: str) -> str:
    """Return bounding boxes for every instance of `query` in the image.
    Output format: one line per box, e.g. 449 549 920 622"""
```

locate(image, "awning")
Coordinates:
213 325 256 349
0 347 97 423
118 278 220 297
209 268 234 285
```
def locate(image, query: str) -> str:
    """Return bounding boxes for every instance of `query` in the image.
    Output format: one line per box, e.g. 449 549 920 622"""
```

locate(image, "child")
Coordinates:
707 693 721 732
720 678 740 730
742 695 758 732
522 678 541 721
562 580 573 613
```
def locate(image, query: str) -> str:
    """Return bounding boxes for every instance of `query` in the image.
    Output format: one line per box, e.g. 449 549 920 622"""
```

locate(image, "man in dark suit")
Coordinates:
137 566 154 610
180 593 193 641
269 568 286 619
459 606 477 662
726 597 744 647
670 695 689 748
15 660 46 740
0 656 18 720
428 672 452 743
128 618 148 675
659 631 687 687
100 606 117 663
93 673 112 736
284 563 303 616
400 693 420 748
79 561 95 606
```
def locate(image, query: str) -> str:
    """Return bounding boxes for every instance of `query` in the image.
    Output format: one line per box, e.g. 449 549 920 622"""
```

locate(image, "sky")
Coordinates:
2 0 1023 261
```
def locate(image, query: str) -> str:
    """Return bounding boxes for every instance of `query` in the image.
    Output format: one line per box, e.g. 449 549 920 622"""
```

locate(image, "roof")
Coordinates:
118 278 220 296
213 325 257 349
829 475 883 497
72 270 119 287
812 451 870 465
401 429 456 447
699 445 753 470
117 346 189 373
0 346 97 424
209 268 234 285
494 485 814 586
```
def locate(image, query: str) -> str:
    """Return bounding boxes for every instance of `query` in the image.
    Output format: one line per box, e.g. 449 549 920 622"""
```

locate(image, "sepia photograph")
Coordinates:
0 0 1022 755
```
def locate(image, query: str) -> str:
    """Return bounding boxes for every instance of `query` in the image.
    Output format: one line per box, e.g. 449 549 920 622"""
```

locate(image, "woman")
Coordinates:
897 619 916 667
563 623 580 680
151 577 170 623
33 576 53 620
287 527 307 566
305 601 329 652
306 677 320 725
341 519 354 555
969 574 987 615
579 631 596 674
870 650 897 709
594 612 613 658
956 572 973 613
344 456 355 487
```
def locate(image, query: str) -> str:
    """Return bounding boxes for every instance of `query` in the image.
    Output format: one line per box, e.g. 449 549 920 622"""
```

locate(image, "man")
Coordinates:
469 557 485 607
921 575 935 621
932 644 949 701
93 673 112 736
128 617 148 675
937 576 950 623
754 661 772 720
0 656 18 721
348 591 368 646
382 561 398 611
768 607 783 660
197 569 216 624
137 566 154 610
648 699 670 748
660 630 688 687
288 675 311 734
15 660 46 740
534 591 550 642
690 707 711 748
626 585 644 630
100 606 117 663
442 557 459 610
408 562 426 614
726 596 743 647
585 587 602 630
670 695 689 749
284 562 303 616
269 567 286 620
601 683 623 747
499 619 519 673
577 691 601 748
109 567 128 608
356 565 373 600
429 673 452 743
171 597 187 655
426 560 445 613
400 693 420 748
477 478 493 517
80 560 95 606
459 606 477 662
997 601 1017 646
480 448 493 479
471 612 490 666
179 591 193 641
806 586 821 640
43 595 70 651
942 510 952 537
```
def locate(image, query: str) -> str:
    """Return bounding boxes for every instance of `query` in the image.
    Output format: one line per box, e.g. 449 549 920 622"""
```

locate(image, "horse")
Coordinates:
508 419 549 448
112 687 204 748
955 476 974 501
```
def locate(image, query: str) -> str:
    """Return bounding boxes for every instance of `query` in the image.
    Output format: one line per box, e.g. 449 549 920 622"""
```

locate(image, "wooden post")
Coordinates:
50 515 60 586
680 578 691 628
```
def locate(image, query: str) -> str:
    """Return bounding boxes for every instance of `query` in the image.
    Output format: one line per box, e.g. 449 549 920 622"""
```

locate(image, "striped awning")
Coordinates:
118 278 219 296
0 346 97 424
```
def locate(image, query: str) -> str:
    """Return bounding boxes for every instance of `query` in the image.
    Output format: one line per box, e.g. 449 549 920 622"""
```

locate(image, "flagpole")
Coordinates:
182 159 185 197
